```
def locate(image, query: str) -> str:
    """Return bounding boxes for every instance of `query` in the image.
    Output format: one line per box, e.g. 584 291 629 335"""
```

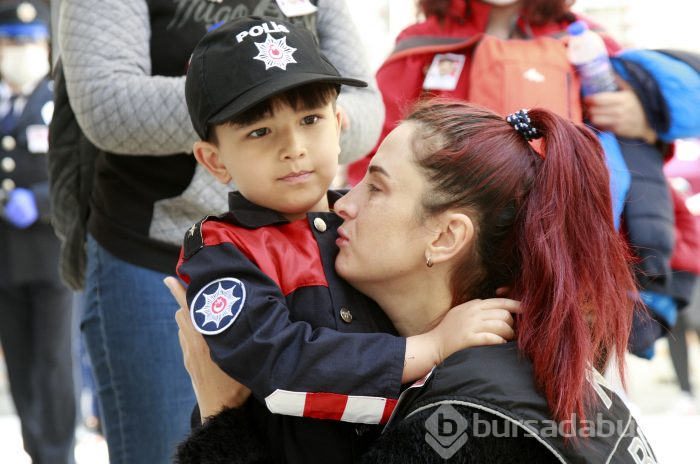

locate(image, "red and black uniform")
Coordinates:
177 191 405 463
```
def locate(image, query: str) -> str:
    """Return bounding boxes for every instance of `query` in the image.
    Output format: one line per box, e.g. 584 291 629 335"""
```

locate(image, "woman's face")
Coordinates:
334 122 432 289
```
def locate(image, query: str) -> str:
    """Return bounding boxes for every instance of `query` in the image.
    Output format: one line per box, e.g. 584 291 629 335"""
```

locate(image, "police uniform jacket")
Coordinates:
177 191 406 463
362 343 657 463
0 77 60 286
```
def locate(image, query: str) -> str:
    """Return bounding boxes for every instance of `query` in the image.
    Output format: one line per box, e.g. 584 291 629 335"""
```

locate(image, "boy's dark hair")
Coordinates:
206 82 339 145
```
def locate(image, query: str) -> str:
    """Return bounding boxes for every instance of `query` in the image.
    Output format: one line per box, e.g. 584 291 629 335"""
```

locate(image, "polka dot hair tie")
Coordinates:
506 109 542 141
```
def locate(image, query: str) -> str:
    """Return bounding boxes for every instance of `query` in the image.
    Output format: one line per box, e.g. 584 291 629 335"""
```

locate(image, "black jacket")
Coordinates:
365 343 656 463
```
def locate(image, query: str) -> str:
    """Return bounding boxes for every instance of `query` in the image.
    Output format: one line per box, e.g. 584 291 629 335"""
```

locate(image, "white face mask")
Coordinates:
481 0 519 5
1 44 50 89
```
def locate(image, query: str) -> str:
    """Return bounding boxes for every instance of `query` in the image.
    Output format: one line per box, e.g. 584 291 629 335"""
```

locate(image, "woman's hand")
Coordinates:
403 298 520 383
164 277 251 422
584 80 657 144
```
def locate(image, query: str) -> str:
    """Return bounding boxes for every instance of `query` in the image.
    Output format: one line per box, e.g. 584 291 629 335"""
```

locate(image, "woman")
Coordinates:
341 101 647 462
170 100 652 462
349 0 700 360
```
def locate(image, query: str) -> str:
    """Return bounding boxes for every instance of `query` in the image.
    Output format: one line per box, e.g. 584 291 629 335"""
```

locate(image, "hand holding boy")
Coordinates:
165 277 251 422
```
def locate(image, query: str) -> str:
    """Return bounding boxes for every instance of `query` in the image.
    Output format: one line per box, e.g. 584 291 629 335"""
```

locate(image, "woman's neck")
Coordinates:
361 270 454 337
485 1 523 39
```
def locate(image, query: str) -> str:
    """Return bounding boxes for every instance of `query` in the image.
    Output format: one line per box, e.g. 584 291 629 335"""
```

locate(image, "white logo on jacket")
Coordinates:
191 278 246 335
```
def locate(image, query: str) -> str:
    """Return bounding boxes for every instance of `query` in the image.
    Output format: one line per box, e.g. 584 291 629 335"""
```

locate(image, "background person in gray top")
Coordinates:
55 1 383 463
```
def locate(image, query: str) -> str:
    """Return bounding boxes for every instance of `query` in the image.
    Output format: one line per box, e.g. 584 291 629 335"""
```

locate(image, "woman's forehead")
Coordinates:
371 122 416 168
369 122 425 191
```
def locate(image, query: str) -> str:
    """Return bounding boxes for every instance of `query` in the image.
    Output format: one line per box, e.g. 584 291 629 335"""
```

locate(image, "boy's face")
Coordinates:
197 100 341 221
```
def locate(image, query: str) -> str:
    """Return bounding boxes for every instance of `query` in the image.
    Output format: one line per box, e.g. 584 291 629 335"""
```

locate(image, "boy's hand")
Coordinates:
402 298 520 383
164 277 251 422
429 298 520 365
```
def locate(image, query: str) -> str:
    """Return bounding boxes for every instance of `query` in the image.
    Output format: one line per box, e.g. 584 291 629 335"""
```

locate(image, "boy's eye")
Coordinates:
248 128 270 138
301 115 320 125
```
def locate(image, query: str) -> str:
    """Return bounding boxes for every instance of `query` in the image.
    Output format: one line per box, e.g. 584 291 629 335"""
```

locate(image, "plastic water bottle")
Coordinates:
567 20 617 96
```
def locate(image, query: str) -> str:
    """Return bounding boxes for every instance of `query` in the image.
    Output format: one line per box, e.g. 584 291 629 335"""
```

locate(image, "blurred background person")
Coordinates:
0 1 76 463
665 139 700 415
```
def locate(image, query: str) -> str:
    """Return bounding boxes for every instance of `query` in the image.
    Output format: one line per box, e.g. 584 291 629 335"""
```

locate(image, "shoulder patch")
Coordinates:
191 278 247 335
184 218 207 259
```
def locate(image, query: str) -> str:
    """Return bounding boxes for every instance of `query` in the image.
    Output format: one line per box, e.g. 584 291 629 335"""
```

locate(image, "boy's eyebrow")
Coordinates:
232 110 274 128
368 165 390 179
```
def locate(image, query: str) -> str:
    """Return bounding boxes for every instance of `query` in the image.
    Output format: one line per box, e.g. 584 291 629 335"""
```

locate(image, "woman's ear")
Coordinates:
425 213 474 266
193 140 232 184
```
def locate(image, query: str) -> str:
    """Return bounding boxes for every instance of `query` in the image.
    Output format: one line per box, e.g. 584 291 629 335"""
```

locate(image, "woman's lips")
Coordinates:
336 228 349 247
279 171 313 183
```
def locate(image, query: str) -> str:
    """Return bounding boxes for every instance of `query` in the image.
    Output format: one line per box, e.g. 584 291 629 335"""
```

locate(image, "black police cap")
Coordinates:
185 16 367 140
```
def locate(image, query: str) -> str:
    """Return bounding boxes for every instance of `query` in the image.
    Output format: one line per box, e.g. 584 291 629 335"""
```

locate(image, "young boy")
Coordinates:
176 16 515 462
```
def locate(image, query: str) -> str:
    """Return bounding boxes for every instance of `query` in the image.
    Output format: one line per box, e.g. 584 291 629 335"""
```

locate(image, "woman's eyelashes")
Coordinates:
367 183 381 193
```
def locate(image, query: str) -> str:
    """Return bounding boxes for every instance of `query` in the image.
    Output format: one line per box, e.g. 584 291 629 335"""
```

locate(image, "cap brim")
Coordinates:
208 73 367 126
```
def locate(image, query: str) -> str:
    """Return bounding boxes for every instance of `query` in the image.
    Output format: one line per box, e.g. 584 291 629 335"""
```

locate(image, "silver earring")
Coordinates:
426 256 434 268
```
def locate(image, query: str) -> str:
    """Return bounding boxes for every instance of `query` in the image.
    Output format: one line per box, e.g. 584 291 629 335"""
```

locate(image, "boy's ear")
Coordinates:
193 140 232 184
425 212 474 266
335 107 343 139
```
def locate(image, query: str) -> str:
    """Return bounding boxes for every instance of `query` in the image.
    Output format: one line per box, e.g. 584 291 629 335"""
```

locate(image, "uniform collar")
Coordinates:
226 190 344 228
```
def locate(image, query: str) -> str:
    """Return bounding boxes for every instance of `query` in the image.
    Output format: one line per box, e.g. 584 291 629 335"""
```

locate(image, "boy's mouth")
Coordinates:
279 170 313 183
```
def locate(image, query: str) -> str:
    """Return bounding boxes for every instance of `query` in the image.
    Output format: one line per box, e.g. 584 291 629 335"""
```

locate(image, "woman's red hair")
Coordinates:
406 100 635 429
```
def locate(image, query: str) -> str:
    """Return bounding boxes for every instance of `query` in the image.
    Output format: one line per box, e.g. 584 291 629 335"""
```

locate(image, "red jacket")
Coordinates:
347 0 619 184
670 186 700 274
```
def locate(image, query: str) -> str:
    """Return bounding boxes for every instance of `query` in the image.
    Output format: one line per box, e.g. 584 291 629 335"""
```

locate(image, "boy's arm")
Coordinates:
177 220 518 424
178 232 406 423
170 280 251 422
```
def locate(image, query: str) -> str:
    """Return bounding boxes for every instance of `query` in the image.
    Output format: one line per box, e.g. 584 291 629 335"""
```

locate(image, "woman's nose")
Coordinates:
335 188 357 219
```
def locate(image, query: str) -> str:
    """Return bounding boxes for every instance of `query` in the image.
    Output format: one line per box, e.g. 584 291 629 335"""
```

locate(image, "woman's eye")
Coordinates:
367 183 380 193
302 115 320 125
249 128 270 138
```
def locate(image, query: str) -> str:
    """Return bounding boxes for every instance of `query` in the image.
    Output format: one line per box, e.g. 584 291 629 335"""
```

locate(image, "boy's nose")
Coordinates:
279 130 306 160
281 148 305 160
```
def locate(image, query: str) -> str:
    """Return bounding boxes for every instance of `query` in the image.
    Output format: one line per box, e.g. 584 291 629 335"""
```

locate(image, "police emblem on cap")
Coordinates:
254 34 297 70
17 2 37 23
191 278 246 335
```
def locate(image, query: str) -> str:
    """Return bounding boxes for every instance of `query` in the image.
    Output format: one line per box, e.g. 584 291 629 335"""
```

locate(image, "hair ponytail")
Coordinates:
515 109 636 427
407 100 636 430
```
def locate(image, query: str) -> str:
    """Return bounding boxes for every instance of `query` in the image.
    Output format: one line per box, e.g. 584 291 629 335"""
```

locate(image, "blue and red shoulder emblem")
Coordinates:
191 278 246 335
